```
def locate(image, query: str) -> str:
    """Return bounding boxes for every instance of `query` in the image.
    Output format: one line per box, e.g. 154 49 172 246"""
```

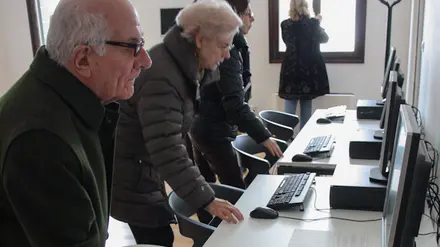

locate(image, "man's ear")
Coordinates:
194 30 203 49
71 45 92 78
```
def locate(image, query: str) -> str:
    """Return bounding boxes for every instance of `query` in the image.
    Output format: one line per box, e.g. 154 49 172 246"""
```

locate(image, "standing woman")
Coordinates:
278 0 330 129
111 1 244 246
190 0 283 190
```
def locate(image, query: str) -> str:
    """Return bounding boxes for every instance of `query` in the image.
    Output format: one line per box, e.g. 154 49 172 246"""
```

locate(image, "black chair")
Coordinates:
259 110 300 142
232 134 288 186
167 183 244 247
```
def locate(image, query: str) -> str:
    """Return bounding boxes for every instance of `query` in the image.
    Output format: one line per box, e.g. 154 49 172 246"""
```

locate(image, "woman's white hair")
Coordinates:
289 0 310 19
46 0 112 66
176 0 243 41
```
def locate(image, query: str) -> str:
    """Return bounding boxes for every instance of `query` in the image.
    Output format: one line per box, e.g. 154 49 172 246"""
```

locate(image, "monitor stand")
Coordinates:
376 99 385 106
369 167 388 185
373 130 384 140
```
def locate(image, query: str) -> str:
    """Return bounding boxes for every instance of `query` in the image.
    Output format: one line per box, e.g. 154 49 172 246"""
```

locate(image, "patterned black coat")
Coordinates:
278 18 330 100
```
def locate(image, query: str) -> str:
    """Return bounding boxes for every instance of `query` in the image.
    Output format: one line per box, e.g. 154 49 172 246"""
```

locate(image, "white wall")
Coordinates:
0 0 411 112
417 0 440 176
0 0 33 95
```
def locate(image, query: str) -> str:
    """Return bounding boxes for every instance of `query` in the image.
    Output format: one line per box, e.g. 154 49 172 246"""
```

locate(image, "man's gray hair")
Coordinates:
176 0 243 41
46 0 112 66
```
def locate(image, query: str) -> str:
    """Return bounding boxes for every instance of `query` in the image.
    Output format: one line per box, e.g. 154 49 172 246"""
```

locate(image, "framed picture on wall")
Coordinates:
160 8 182 35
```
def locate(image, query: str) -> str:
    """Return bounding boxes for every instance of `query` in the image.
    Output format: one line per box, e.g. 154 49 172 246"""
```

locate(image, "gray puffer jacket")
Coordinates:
111 25 217 227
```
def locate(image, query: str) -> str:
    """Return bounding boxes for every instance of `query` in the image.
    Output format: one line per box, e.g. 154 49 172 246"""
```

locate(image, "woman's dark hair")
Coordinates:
225 0 250 15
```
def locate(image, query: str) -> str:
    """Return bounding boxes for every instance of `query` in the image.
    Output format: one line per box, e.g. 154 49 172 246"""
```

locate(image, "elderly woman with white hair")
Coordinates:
278 0 330 129
111 1 244 246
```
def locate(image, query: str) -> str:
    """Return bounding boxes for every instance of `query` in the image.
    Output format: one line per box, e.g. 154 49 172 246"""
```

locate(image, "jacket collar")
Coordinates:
30 46 105 131
163 25 219 87
233 31 248 50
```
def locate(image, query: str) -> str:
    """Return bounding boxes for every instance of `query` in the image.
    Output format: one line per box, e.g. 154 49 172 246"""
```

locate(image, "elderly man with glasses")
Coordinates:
0 0 151 246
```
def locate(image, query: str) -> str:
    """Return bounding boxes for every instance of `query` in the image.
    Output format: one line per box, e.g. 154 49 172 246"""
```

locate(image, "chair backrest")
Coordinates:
167 183 244 247
232 134 288 185
259 110 299 142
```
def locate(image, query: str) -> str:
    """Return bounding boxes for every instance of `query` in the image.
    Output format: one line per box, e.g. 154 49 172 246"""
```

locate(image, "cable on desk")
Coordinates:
406 105 440 242
419 214 439 237
424 140 439 178
409 104 424 137
422 140 440 244
418 231 437 236
310 187 331 211
278 215 382 223
278 187 381 223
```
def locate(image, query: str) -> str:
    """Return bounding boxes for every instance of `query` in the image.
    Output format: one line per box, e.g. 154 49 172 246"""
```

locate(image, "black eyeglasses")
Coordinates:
105 38 145 57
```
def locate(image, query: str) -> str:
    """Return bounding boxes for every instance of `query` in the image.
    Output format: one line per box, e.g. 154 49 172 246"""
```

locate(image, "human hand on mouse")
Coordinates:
262 138 284 157
206 198 244 224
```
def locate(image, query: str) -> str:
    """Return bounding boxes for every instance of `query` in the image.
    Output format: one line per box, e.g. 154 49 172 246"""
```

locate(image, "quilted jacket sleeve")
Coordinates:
137 79 215 211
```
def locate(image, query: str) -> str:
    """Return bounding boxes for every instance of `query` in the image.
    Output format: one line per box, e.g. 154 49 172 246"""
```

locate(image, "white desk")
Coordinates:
203 175 437 247
277 110 382 174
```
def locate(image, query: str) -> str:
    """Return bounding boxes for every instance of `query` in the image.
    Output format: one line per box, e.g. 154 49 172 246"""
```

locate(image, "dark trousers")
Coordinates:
128 224 174 247
191 138 246 190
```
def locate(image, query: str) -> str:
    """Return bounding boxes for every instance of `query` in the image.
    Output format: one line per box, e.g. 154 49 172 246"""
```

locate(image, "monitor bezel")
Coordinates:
400 143 431 246
381 47 397 99
382 104 421 247
378 76 402 177
380 58 402 129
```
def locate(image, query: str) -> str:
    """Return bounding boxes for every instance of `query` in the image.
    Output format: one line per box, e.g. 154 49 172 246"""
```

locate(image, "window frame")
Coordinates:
268 0 367 64
26 0 43 55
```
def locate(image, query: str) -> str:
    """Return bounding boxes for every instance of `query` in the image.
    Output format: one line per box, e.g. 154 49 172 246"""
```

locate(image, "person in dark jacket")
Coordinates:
0 0 152 246
190 0 284 190
278 0 330 129
111 2 244 246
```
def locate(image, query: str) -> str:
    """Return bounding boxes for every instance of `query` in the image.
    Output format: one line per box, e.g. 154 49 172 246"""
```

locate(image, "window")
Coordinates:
38 0 59 44
269 0 367 63
26 0 60 54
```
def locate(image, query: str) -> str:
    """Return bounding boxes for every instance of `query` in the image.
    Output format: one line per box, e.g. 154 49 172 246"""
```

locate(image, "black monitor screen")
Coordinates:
379 92 388 129
381 47 397 99
380 59 402 129
378 77 402 176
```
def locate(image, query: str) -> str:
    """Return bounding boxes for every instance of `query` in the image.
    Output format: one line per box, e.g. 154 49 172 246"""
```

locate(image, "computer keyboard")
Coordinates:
325 105 346 119
303 135 335 156
267 173 316 210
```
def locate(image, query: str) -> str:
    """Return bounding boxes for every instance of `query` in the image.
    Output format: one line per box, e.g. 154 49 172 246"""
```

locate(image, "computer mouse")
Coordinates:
291 153 313 162
250 207 279 219
316 118 332 124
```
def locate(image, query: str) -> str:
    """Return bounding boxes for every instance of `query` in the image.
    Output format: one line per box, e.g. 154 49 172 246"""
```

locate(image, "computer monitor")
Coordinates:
370 73 403 184
381 58 402 107
381 47 397 100
382 104 431 247
379 59 402 130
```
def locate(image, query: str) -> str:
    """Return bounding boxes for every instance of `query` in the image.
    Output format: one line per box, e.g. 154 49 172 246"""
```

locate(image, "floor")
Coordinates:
106 216 194 247
105 183 194 247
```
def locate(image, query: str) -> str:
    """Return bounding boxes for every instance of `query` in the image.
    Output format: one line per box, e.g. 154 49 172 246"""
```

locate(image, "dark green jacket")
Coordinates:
0 47 109 247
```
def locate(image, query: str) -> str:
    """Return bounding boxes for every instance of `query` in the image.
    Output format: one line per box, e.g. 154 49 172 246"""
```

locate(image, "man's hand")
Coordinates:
262 138 284 157
206 198 244 224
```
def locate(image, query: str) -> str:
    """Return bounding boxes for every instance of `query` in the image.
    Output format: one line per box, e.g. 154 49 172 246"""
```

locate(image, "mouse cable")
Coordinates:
278 187 381 223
